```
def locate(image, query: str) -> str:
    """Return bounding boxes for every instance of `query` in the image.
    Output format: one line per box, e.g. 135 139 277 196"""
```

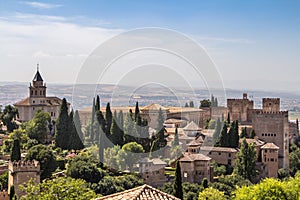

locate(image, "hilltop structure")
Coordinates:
14 66 69 122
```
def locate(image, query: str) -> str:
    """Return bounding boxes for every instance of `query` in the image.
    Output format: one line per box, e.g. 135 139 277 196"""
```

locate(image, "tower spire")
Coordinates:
37 63 39 71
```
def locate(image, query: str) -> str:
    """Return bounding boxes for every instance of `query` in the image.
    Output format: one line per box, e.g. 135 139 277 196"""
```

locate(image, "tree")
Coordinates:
155 108 167 148
134 102 140 122
229 121 239 148
55 98 70 149
95 95 100 111
105 102 113 136
233 138 257 181
202 178 208 189
189 101 194 108
172 127 179 147
20 177 98 200
73 110 84 143
198 187 225 200
104 145 121 170
120 142 144 170
124 112 138 143
218 123 229 147
240 127 247 138
110 111 119 145
66 154 103 183
249 130 256 139
227 112 230 124
25 144 57 179
184 102 189 107
68 110 84 150
213 118 222 146
200 99 211 108
10 139 21 162
26 110 51 144
174 161 183 199
9 185 15 200
0 105 19 133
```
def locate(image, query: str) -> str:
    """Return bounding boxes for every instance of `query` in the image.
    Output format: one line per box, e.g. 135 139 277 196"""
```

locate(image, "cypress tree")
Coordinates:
134 102 140 122
10 139 21 161
156 108 166 149
95 95 100 111
219 123 229 147
184 102 189 107
74 110 84 143
202 178 209 189
227 112 231 124
215 97 218 107
240 127 247 138
250 130 256 139
105 103 113 136
172 127 179 147
211 95 215 107
9 185 15 200
90 98 96 142
69 110 84 150
124 112 138 143
213 118 222 146
55 98 70 149
229 121 239 148
110 110 119 145
174 161 183 199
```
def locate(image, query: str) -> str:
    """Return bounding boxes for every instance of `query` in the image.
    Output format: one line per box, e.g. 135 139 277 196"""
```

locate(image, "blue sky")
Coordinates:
0 1 299 92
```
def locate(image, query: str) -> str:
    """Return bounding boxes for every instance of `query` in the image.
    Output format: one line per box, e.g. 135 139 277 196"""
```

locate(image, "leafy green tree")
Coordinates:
0 171 8 191
202 178 209 189
8 129 28 149
289 147 300 176
66 154 103 183
55 98 70 149
278 168 289 180
200 99 211 108
104 145 121 170
198 187 225 200
25 110 51 144
233 138 257 182
0 105 19 133
10 139 21 161
25 144 57 179
120 142 144 170
20 177 98 200
174 161 183 199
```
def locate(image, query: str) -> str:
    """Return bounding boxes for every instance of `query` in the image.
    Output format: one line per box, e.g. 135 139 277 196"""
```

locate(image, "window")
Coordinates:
35 90 37 95
43 91 45 95
219 152 221 155
274 134 276 137
40 91 42 95
270 158 274 162
262 133 264 136
31 91 33 95
33 100 35 104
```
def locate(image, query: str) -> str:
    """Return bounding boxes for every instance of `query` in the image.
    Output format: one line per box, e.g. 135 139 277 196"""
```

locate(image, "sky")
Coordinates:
0 0 300 92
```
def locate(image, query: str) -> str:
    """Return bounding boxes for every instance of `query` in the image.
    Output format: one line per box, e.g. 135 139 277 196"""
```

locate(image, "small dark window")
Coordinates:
35 91 37 95
274 134 276 137
219 152 221 155
43 91 45 95
40 91 42 95
229 153 231 157
262 133 264 136
270 158 274 162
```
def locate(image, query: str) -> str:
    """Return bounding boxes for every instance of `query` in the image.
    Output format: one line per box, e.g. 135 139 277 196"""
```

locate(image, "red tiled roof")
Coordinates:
14 97 64 106
96 184 180 200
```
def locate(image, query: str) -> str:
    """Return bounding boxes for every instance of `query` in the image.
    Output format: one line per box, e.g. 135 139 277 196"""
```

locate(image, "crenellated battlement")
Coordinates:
9 160 40 172
253 110 288 115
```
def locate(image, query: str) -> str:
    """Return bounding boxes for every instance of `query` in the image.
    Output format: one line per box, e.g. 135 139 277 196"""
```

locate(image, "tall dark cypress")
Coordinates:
172 127 179 147
55 98 70 149
74 110 84 143
69 110 84 150
90 98 96 142
213 118 222 146
95 95 100 111
174 161 183 199
134 101 140 122
10 139 21 161
105 103 112 136
156 108 166 148
227 112 231 124
219 123 229 147
110 110 119 145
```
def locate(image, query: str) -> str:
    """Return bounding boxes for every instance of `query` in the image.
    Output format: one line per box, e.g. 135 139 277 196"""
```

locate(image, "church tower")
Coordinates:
29 65 47 100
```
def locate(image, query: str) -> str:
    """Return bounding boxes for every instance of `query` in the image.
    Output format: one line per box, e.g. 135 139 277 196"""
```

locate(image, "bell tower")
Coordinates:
29 64 47 98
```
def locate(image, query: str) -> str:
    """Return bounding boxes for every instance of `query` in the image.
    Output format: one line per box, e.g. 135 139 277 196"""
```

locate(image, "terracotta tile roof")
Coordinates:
183 121 201 131
164 118 186 124
200 146 238 153
141 104 169 111
14 96 63 106
261 143 279 149
96 184 180 200
180 153 211 162
240 138 265 146
187 140 203 146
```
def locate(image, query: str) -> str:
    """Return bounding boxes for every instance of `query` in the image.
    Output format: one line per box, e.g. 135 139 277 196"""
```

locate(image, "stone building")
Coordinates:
200 146 238 167
8 160 40 197
138 158 167 187
262 98 280 112
227 93 254 123
252 110 289 170
261 143 279 178
179 153 212 183
14 67 69 122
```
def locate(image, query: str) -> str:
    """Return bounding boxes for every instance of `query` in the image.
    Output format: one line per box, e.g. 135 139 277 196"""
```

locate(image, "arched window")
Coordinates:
35 90 37 95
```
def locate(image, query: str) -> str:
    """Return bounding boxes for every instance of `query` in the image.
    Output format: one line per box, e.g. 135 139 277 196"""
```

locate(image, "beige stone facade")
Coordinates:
261 143 279 178
227 93 254 123
8 160 40 197
200 146 238 167
179 153 212 183
252 110 289 170
14 68 68 122
139 158 167 187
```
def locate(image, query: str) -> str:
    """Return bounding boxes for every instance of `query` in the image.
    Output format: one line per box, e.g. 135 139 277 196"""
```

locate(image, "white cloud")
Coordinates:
20 1 62 9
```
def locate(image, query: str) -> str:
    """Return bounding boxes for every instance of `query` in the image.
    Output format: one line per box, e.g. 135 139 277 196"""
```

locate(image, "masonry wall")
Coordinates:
252 111 289 169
